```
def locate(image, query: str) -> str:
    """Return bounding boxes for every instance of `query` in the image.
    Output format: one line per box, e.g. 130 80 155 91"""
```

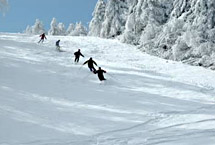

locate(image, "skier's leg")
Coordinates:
89 67 94 72
92 67 96 73
99 75 106 81
75 57 78 63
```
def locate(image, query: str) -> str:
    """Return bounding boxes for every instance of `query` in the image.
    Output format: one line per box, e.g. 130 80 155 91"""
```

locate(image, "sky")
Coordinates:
0 0 98 32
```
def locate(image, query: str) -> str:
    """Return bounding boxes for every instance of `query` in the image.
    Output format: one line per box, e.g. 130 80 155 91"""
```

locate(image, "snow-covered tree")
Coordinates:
25 25 32 34
88 0 106 36
70 22 88 36
122 0 171 45
48 18 67 35
121 0 138 44
100 0 129 38
90 0 215 68
32 19 46 34
48 18 59 35
66 23 75 35
57 23 66 35
25 19 46 35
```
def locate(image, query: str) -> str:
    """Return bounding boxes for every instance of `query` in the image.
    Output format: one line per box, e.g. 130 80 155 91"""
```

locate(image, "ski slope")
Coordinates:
0 33 215 145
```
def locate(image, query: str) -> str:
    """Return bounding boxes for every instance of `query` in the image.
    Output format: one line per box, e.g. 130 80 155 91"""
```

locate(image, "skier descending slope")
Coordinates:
83 57 97 73
94 67 106 81
74 49 84 63
38 33 47 43
56 40 61 51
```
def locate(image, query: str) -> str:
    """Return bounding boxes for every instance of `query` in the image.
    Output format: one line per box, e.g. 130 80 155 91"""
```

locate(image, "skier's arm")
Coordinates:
80 53 84 57
93 61 97 66
103 70 106 73
83 60 88 65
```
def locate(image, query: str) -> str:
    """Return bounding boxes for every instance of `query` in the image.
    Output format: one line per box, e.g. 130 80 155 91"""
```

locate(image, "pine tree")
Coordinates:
25 19 46 35
70 22 87 36
48 18 59 35
57 23 66 35
32 19 46 34
89 0 215 68
121 0 138 44
66 23 75 35
100 0 129 38
25 25 32 34
88 0 106 36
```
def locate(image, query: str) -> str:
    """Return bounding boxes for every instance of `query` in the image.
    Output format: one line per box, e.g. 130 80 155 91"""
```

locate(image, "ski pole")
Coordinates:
82 71 93 81
78 65 84 71
106 73 118 80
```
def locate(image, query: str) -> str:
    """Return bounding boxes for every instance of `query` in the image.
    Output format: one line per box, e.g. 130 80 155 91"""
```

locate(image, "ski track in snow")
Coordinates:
0 33 215 145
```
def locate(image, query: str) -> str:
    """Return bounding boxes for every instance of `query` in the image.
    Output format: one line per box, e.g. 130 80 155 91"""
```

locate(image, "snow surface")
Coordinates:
0 33 215 145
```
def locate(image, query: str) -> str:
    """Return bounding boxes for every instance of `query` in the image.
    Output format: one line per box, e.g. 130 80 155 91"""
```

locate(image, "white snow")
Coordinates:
0 33 215 145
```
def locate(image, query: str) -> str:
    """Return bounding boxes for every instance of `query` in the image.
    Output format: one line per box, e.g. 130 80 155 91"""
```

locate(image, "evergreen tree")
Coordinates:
121 0 138 44
121 0 215 68
25 25 32 34
66 23 75 35
25 19 46 35
88 0 106 36
57 23 66 35
32 19 46 34
100 0 129 38
48 18 59 35
70 22 88 36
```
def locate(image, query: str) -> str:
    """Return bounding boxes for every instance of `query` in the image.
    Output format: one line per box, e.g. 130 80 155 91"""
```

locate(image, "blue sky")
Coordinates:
0 0 98 32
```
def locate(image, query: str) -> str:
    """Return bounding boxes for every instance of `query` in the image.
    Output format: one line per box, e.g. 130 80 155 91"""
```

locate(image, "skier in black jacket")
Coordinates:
94 67 106 81
56 40 61 51
74 49 84 63
83 57 97 72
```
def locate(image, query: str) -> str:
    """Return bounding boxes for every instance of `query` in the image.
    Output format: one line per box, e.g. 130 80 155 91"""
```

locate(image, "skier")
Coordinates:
83 57 97 72
38 33 47 43
56 40 61 51
74 49 84 63
94 67 106 81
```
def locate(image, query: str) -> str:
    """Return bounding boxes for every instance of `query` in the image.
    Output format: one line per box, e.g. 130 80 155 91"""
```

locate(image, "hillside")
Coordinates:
0 33 215 145
89 0 215 69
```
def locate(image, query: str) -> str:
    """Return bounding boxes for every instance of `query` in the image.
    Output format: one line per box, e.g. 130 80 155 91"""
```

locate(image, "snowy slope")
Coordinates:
0 33 215 145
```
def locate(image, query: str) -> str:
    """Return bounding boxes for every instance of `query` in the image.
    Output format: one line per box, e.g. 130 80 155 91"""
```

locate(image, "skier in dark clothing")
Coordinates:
56 40 61 51
38 33 47 43
94 67 106 81
83 57 97 72
56 40 60 47
74 49 84 63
